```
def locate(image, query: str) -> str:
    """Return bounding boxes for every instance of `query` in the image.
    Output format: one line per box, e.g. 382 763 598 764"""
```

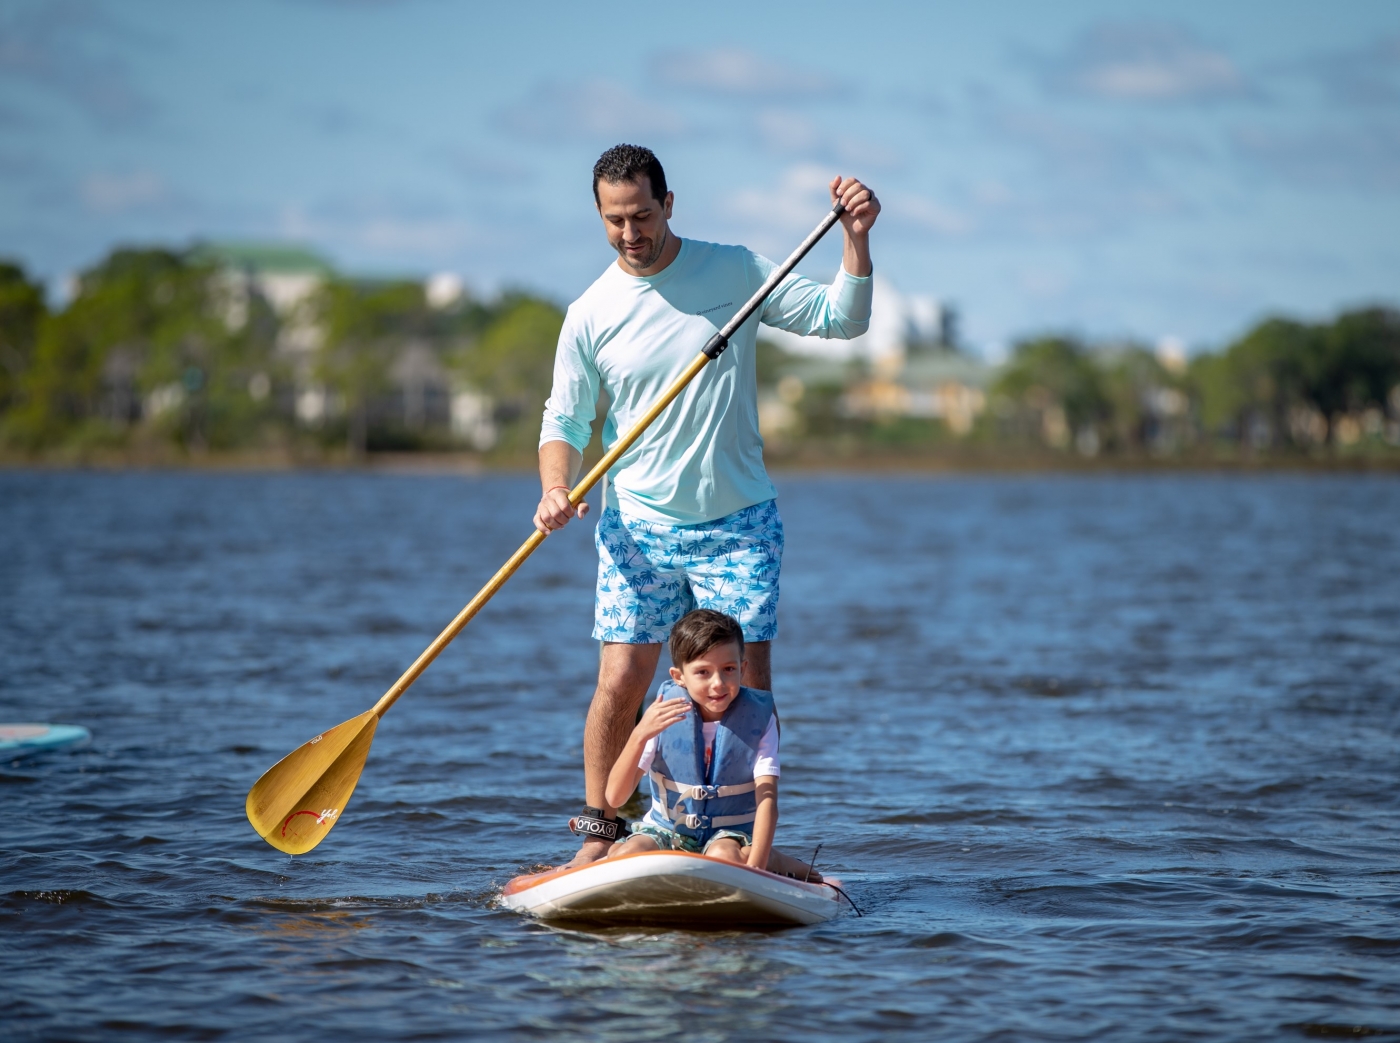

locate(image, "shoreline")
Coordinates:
3 448 1398 477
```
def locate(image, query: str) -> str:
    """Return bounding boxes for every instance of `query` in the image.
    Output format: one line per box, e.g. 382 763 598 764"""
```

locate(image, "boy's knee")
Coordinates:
610 834 657 858
706 840 744 864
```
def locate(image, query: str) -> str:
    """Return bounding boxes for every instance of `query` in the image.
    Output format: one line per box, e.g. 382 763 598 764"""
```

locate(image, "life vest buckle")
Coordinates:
685 784 720 801
682 813 711 829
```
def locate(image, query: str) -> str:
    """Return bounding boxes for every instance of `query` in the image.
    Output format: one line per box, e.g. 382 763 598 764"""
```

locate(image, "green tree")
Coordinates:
456 294 564 452
8 249 240 450
993 337 1109 450
754 337 799 389
314 278 433 456
1098 346 1189 452
1186 308 1400 451
1306 307 1400 419
0 262 47 417
1193 318 1319 449
202 288 283 450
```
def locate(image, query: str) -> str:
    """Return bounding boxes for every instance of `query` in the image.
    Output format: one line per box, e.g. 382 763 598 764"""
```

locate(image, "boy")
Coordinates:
604 608 818 879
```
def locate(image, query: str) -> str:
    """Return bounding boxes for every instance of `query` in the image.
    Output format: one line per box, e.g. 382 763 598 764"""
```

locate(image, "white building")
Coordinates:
759 274 952 370
757 275 987 438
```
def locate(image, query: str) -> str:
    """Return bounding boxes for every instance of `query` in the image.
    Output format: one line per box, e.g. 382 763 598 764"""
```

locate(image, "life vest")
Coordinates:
644 679 775 845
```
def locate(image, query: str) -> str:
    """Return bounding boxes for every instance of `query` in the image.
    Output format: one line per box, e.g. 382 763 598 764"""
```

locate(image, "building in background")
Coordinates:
196 243 336 423
195 245 497 448
196 243 332 336
758 275 988 438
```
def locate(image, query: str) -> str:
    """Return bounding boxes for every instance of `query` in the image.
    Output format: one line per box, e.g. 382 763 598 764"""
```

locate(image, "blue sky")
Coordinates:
1 0 1397 355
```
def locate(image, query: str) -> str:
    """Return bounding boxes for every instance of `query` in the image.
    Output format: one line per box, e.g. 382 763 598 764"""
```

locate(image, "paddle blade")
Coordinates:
245 709 379 855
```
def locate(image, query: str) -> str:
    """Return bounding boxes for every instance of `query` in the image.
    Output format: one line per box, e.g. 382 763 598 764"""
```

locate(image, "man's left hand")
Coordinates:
831 176 880 238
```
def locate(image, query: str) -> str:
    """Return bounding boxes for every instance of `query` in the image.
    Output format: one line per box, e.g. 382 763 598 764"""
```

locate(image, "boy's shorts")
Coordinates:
592 499 783 645
628 821 753 854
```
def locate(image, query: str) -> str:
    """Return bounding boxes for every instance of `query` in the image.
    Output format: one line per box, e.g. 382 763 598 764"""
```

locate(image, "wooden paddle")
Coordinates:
246 202 847 854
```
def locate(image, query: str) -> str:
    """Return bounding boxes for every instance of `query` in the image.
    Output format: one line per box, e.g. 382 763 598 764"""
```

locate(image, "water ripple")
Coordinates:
3 472 1399 1041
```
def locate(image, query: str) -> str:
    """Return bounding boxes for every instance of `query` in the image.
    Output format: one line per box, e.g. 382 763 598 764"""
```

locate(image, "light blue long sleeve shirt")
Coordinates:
540 238 872 525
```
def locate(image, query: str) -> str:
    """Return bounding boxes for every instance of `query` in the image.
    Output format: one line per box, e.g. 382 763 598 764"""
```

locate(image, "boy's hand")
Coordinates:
634 694 689 742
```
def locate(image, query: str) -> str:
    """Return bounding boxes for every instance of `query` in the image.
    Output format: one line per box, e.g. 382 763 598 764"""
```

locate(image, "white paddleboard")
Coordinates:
0 724 91 757
501 850 845 927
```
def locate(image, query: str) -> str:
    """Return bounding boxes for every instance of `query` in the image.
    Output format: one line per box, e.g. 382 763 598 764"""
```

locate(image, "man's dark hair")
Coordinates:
592 144 668 206
669 609 744 668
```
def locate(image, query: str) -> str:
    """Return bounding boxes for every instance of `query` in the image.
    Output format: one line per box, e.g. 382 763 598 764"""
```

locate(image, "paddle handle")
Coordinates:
370 201 846 718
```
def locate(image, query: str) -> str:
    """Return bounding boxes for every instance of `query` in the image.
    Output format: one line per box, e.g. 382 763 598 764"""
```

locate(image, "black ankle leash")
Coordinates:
568 805 628 844
804 842 863 916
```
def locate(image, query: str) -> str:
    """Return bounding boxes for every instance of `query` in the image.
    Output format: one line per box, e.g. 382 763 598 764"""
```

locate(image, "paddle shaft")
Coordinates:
370 202 847 718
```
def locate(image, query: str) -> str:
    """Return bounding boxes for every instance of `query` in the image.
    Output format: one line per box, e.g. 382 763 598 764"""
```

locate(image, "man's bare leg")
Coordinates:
563 641 661 868
741 640 771 691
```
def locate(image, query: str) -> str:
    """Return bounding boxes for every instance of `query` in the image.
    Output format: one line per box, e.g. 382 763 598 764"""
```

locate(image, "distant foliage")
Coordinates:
0 241 1395 461
979 310 1400 457
0 246 567 459
4 249 275 451
992 337 1113 452
0 263 46 415
1191 309 1400 451
314 278 434 456
455 294 564 451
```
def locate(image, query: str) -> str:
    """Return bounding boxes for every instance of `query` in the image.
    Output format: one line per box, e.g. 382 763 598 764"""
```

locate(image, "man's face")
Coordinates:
596 177 674 273
672 641 744 722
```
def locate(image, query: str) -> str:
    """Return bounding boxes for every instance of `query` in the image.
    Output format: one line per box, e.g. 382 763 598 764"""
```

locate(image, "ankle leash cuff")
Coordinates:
568 806 627 843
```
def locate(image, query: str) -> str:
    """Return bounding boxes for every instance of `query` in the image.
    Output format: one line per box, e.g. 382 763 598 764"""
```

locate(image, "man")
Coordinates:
535 143 879 866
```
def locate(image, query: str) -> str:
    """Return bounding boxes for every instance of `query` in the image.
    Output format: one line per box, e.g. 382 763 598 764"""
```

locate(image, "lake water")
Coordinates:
2 471 1398 1041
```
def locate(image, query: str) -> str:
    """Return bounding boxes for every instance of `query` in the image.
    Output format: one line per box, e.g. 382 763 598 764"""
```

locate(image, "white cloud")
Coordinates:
495 78 685 142
1231 122 1400 192
1017 266 1071 299
726 163 834 234
988 105 1148 178
278 196 475 260
896 193 973 236
751 107 901 168
0 0 155 126
81 169 166 213
430 146 534 183
1292 34 1400 106
653 47 842 100
753 108 822 154
1040 22 1249 103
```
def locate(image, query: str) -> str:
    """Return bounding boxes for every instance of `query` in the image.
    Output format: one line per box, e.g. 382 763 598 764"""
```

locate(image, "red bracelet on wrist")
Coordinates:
544 485 570 495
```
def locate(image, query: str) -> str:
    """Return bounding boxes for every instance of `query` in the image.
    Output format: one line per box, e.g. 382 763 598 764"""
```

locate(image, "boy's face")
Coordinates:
670 641 744 722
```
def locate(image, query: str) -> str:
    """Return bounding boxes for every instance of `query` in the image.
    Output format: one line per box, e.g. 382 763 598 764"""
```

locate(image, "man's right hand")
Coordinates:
534 485 590 535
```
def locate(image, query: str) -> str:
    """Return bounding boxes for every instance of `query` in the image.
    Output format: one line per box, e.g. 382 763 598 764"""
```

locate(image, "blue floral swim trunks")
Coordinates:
593 499 784 644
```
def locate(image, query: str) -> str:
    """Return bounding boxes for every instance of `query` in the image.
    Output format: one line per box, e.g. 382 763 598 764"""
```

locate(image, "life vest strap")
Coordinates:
649 771 757 832
648 773 756 801
678 812 757 830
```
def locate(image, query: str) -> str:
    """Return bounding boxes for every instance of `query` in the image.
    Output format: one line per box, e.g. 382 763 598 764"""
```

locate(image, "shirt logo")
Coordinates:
695 301 732 317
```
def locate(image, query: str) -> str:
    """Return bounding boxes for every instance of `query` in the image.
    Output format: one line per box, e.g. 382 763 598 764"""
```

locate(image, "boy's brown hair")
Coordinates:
668 609 744 668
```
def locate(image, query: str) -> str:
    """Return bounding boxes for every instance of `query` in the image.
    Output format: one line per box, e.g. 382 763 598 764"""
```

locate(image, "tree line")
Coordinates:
1 245 1397 461
979 308 1400 457
0 248 563 457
